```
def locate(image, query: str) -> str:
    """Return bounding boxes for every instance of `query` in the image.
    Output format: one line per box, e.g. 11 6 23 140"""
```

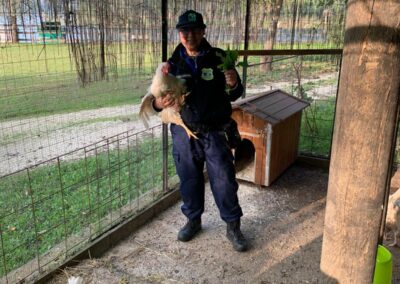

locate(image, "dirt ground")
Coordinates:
48 164 400 284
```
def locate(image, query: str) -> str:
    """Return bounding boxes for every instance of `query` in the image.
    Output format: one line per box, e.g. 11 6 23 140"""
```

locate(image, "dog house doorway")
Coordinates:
235 138 256 179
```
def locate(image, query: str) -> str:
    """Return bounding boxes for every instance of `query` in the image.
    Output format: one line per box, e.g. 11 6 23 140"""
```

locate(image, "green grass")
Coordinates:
0 44 340 121
301 76 338 93
299 98 336 157
0 43 158 76
0 75 147 120
0 43 158 120
244 54 339 87
0 137 176 277
222 42 342 51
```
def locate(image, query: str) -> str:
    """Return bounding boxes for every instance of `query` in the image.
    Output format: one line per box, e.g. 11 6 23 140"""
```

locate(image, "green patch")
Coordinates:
0 44 156 121
0 138 176 276
299 98 336 157
0 76 147 121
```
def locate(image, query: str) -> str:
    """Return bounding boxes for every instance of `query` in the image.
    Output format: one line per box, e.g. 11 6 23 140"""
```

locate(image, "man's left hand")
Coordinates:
224 69 238 88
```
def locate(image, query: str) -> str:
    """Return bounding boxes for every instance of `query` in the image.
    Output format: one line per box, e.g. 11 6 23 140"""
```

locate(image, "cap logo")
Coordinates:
188 13 197 22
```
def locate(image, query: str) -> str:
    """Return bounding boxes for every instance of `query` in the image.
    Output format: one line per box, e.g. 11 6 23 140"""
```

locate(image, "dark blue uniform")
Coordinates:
168 39 244 222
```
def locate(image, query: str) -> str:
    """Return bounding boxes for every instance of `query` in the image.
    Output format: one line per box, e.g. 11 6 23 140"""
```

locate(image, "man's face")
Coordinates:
178 27 205 53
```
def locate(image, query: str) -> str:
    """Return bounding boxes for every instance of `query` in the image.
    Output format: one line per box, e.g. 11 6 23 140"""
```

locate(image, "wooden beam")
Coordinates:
320 0 400 282
237 49 342 56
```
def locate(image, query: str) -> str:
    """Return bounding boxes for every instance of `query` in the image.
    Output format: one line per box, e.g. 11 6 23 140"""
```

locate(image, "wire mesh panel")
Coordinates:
0 125 177 283
247 0 346 50
0 0 163 177
166 0 345 158
243 54 341 157
0 0 347 176
168 0 346 50
0 0 348 282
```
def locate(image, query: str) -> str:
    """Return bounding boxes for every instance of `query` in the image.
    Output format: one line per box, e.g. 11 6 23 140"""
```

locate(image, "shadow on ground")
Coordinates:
50 163 397 283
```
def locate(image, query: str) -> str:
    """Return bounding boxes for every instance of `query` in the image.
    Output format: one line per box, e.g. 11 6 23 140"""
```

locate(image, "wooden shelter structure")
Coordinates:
2 1 399 283
232 90 309 186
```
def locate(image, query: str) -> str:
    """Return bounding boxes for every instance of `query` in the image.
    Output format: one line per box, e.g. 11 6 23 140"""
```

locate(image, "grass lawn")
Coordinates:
299 98 336 157
1 43 340 121
0 136 176 277
0 73 148 120
0 43 158 120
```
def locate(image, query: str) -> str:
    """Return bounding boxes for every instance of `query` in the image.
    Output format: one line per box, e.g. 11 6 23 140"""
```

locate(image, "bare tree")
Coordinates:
259 0 284 72
293 56 303 99
6 0 19 42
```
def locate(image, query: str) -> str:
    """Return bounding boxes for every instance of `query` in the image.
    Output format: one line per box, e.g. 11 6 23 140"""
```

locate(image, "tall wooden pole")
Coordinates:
320 0 400 282
162 0 169 192
241 0 250 98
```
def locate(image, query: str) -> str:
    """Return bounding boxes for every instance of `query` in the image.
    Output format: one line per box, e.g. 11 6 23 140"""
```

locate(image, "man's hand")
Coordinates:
224 69 238 88
154 91 176 110
161 62 171 75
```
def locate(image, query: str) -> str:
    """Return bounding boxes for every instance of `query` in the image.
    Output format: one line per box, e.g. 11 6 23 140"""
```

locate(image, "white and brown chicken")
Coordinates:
139 63 197 139
385 187 400 246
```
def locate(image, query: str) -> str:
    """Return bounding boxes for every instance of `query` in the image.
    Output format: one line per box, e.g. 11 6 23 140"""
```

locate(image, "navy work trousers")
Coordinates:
170 124 243 223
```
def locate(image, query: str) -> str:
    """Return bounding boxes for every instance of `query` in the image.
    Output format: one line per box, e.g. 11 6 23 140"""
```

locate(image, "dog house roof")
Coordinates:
232 89 310 126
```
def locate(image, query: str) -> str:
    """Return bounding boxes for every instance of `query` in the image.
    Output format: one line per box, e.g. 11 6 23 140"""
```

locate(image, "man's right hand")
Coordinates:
161 62 171 75
154 92 176 110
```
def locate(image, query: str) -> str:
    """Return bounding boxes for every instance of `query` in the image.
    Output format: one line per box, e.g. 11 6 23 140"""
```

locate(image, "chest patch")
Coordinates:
201 68 214 81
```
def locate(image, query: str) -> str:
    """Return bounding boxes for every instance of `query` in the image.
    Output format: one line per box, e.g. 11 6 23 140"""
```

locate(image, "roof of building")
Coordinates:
232 89 310 126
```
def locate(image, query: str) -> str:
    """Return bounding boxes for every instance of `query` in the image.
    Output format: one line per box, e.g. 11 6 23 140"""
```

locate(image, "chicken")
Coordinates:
385 187 400 246
139 63 197 139
67 276 83 284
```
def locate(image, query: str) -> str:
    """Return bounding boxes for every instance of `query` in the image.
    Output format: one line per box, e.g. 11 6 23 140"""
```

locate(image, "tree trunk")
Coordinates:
289 0 298 49
252 2 265 43
320 1 400 282
99 1 106 80
293 57 303 99
260 0 283 72
7 0 18 43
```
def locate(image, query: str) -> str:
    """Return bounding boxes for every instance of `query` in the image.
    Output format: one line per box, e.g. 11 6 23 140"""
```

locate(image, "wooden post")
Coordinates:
161 0 169 192
320 0 400 282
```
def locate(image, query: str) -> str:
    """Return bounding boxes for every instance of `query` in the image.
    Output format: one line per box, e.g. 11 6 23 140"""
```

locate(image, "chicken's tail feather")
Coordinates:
181 123 198 139
139 93 156 129
160 108 198 139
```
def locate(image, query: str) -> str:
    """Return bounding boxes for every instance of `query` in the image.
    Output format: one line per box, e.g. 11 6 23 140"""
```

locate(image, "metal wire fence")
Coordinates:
0 124 178 283
0 0 348 282
0 0 163 177
0 0 347 177
242 53 341 157
0 54 342 283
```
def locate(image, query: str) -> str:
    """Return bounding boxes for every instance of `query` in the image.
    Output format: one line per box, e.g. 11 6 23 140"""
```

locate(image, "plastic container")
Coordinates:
373 245 392 284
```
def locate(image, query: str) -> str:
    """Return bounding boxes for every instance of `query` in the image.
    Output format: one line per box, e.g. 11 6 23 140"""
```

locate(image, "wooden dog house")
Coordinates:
232 89 309 186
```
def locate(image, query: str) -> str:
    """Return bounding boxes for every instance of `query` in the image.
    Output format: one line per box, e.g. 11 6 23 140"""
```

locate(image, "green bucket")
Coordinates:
373 245 392 284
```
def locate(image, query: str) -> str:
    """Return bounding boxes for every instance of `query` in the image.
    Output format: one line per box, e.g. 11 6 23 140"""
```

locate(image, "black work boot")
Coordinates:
177 218 201 242
226 220 248 252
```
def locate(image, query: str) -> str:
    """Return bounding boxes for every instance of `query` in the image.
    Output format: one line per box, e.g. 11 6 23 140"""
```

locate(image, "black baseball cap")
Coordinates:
176 10 206 29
